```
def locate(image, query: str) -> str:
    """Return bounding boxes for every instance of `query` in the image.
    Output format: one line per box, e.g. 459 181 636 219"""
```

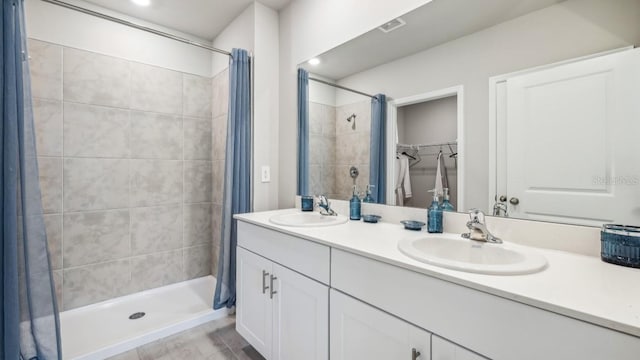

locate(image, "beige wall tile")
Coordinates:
212 114 227 161
184 116 212 160
212 160 225 205
38 157 62 214
212 69 229 118
183 74 212 118
63 48 130 108
184 203 213 247
183 245 211 280
131 63 182 115
63 102 130 158
130 160 183 207
63 259 132 310
131 205 182 255
63 210 130 267
28 39 62 101
184 161 213 204
131 250 183 292
44 214 62 270
63 158 129 211
33 98 63 157
130 111 183 160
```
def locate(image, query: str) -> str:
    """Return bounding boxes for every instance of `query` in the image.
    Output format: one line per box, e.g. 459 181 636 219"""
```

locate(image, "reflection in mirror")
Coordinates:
298 0 640 227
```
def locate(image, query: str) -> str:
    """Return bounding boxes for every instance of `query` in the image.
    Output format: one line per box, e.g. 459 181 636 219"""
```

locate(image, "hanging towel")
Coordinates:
395 154 412 205
434 151 449 197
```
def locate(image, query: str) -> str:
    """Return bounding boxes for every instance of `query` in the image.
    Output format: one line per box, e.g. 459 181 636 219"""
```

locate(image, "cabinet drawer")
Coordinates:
238 221 330 285
331 249 640 360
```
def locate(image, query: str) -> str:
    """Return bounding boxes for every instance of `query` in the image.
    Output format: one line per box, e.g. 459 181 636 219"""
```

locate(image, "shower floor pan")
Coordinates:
60 275 230 360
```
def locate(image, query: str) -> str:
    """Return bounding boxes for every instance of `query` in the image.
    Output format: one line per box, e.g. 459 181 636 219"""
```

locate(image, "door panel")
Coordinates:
236 247 273 359
432 336 487 360
330 289 430 360
505 49 640 226
272 263 329 360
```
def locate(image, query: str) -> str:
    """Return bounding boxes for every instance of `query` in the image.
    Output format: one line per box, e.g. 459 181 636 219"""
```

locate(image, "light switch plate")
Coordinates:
261 166 271 183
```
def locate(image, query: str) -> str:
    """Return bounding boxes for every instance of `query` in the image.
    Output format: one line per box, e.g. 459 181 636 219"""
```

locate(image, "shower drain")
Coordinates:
128 312 146 320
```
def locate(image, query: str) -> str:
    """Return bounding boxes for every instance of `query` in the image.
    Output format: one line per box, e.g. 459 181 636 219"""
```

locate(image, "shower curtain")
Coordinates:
297 68 309 196
369 94 387 204
214 49 251 310
2 0 62 359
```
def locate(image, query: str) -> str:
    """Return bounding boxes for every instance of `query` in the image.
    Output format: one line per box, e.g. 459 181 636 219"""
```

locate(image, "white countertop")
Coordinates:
236 209 640 338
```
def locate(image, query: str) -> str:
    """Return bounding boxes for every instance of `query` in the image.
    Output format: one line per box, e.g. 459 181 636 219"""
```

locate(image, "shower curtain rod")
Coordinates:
309 77 376 99
40 0 232 56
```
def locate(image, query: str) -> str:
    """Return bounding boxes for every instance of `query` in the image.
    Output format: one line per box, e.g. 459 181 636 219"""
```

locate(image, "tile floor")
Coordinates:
107 316 265 360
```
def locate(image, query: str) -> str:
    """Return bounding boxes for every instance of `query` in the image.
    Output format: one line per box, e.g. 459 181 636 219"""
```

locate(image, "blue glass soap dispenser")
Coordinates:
363 185 375 203
440 188 455 212
427 189 443 233
350 185 362 220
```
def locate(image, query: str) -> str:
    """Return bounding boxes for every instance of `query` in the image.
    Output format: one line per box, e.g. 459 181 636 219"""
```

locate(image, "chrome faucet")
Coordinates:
461 209 502 244
316 195 337 216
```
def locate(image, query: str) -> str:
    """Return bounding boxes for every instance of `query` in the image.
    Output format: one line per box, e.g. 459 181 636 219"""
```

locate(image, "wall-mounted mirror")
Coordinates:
297 0 640 227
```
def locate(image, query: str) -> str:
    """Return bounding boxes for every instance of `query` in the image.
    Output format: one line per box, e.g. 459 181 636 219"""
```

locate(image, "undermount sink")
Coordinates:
269 212 348 227
398 233 547 275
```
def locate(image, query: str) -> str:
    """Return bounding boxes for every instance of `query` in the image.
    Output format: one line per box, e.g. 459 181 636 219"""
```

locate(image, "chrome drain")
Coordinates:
129 312 145 320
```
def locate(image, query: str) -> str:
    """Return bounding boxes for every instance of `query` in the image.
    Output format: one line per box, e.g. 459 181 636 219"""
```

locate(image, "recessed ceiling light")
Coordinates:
308 58 321 66
131 0 151 6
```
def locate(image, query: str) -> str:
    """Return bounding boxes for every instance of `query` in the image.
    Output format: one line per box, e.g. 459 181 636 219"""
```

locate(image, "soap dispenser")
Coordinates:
440 188 455 212
363 185 375 203
427 189 443 233
350 185 362 220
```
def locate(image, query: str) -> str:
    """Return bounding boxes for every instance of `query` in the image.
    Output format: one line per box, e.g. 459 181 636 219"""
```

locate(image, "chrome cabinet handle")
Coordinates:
262 270 269 294
269 275 278 299
412 348 421 360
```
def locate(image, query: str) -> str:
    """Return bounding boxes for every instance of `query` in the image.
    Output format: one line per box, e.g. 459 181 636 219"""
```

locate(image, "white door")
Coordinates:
504 49 640 226
432 336 487 360
236 247 273 359
272 263 329 360
330 289 431 360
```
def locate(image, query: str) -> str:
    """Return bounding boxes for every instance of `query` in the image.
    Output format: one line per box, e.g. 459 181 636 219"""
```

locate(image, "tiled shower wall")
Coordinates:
29 39 228 310
308 100 371 200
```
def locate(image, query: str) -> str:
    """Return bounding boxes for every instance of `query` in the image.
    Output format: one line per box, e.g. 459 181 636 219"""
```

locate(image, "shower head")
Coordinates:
347 114 356 130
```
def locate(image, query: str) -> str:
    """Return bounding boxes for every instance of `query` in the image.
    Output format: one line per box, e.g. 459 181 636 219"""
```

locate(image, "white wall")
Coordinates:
278 0 433 207
25 0 213 77
335 0 640 211
211 3 255 76
212 2 280 212
253 3 280 211
309 74 337 106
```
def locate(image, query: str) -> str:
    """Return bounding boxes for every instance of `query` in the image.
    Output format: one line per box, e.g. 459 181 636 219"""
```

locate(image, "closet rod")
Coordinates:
397 141 457 149
309 77 376 99
40 0 232 56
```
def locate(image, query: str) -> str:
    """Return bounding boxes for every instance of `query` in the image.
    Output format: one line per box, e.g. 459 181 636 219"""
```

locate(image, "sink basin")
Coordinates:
269 212 348 227
398 233 547 275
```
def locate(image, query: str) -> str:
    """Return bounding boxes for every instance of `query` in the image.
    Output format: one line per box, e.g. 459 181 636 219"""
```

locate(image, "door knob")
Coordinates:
499 195 507 202
509 197 520 205
411 348 421 360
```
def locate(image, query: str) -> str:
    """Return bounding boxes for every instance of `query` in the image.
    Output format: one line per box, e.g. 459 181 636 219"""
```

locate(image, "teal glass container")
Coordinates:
601 224 640 268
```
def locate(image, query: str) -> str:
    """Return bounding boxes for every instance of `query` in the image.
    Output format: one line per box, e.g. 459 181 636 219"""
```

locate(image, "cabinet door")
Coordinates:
236 247 273 359
432 336 487 360
272 263 329 360
330 289 430 360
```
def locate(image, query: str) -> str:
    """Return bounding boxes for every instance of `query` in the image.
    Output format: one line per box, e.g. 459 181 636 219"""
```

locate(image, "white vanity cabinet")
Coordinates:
432 336 487 360
236 222 330 360
330 289 431 360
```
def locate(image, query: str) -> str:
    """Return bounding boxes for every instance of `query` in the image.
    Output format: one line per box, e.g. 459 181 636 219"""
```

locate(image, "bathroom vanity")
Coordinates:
235 209 640 360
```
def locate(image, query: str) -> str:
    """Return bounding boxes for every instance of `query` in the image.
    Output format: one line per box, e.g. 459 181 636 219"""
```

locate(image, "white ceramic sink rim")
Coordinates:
398 233 547 275
269 211 348 227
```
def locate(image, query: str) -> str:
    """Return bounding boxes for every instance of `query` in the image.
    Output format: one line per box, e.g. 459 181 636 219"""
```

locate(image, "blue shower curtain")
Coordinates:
369 94 387 204
297 68 309 196
2 0 62 359
214 49 251 310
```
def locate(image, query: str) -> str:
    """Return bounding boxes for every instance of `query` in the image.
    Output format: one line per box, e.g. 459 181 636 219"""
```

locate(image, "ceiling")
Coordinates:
301 0 565 80
83 0 292 40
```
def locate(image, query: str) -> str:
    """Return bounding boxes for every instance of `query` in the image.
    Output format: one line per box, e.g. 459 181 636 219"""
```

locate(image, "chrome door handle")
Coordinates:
412 348 421 360
269 275 278 299
262 270 269 294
